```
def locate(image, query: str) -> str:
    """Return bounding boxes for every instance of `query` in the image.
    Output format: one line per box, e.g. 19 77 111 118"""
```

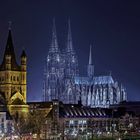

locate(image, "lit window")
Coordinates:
72 57 75 63
79 120 83 124
47 58 50 62
83 120 87 124
78 120 87 125
69 120 74 125
56 55 60 62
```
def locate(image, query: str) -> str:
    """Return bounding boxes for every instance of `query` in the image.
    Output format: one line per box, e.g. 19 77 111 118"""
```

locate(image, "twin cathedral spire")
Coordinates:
49 19 77 58
44 19 79 102
44 19 94 103
44 19 127 107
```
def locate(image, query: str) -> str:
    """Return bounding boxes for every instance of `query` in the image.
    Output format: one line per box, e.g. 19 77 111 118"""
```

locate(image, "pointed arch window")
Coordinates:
13 76 15 81
56 54 60 62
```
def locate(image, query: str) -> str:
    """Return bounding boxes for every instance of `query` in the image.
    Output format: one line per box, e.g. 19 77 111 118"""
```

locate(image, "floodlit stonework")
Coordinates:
43 20 127 108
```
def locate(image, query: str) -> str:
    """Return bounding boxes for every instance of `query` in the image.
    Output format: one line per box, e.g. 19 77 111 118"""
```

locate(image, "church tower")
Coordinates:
44 19 79 103
0 27 27 104
63 19 79 103
45 19 63 101
65 19 78 79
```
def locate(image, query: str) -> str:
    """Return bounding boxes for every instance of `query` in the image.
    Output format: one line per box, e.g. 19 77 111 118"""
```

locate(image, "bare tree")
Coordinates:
12 109 47 140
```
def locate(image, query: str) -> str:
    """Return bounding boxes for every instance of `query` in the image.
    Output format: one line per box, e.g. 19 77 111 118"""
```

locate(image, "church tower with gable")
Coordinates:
0 27 27 107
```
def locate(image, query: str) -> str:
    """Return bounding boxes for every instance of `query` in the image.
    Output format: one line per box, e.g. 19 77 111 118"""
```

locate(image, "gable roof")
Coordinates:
11 98 26 105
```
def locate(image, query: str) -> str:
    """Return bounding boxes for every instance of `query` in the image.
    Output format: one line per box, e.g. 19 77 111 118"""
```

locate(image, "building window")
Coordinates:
75 120 78 125
83 120 87 124
2 77 4 81
69 120 74 125
65 121 69 126
13 76 15 81
17 76 19 81
1 118 4 123
6 74 8 79
79 120 83 125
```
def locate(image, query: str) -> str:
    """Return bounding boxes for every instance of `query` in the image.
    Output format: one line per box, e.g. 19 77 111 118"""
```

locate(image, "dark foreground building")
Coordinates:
28 100 140 140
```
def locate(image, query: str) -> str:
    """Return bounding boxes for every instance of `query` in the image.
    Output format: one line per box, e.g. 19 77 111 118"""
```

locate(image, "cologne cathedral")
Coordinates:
43 20 127 108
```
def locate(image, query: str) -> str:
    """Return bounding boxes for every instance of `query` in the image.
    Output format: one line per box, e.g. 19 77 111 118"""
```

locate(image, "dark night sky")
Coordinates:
0 0 140 101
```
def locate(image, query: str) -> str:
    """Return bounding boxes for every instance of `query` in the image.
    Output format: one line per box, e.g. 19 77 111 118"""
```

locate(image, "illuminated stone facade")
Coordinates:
43 19 78 103
0 30 26 103
44 20 127 108
0 28 28 115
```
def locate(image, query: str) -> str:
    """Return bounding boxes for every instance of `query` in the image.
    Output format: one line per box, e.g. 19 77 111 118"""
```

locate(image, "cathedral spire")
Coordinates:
64 18 79 78
89 44 92 65
66 19 73 53
4 21 15 57
87 44 94 78
50 18 59 52
5 29 14 55
0 22 19 70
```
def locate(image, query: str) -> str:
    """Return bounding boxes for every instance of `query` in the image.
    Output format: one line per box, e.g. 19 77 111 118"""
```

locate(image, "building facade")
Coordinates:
0 29 27 104
43 20 127 108
0 27 29 118
30 100 139 140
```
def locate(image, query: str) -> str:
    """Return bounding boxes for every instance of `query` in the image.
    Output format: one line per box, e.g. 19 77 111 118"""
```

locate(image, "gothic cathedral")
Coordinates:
44 20 127 108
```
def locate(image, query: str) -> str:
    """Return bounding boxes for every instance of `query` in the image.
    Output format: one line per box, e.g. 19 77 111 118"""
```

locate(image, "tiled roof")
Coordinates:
59 105 108 118
75 76 114 85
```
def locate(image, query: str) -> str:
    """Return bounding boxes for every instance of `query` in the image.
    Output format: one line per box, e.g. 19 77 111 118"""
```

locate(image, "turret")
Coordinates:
87 45 94 78
21 50 27 71
5 54 11 70
20 50 27 103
